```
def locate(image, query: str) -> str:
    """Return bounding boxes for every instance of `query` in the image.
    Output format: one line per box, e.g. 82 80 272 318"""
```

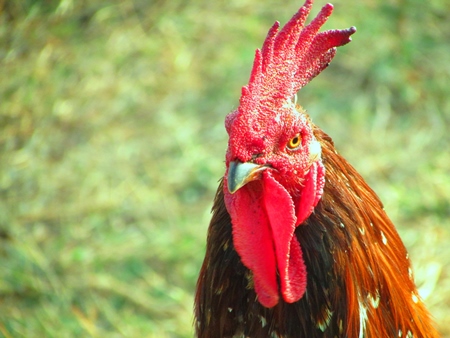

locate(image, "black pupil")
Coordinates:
292 137 299 145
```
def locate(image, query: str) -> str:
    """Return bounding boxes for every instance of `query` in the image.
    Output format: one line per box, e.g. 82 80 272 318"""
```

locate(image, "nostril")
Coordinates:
251 153 263 161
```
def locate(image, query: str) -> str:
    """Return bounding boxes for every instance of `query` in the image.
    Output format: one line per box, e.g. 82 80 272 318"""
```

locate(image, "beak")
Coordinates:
227 161 268 194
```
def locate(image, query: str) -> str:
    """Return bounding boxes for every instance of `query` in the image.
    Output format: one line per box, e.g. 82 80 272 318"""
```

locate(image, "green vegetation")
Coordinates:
1 0 449 336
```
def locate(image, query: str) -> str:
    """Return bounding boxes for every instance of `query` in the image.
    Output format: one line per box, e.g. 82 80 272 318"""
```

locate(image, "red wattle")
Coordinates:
224 178 279 308
263 171 307 303
224 170 312 307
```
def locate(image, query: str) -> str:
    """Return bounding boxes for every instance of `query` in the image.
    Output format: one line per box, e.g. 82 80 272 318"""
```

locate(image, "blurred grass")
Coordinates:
0 0 449 337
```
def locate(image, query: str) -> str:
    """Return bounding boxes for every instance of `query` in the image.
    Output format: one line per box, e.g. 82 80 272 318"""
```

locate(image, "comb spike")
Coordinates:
294 4 334 63
295 27 356 89
248 48 263 93
313 27 356 53
239 49 263 112
261 22 280 73
297 48 337 89
274 0 313 53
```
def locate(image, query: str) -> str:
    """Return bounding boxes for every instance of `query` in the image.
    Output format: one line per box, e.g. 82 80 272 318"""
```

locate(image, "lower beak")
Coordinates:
227 161 268 194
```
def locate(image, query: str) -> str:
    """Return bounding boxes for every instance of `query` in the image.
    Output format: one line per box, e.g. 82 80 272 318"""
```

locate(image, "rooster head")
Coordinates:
223 0 356 308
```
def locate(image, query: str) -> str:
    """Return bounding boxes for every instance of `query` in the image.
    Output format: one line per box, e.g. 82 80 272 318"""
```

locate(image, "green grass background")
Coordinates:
1 0 449 336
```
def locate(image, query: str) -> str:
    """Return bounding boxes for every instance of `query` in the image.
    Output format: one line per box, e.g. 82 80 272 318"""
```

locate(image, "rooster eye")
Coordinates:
287 134 302 150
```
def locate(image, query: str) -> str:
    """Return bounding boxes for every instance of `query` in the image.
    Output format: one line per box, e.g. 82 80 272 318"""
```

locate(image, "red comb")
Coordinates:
239 0 356 113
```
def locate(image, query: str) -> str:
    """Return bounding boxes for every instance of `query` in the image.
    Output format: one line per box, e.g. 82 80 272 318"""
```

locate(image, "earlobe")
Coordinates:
308 139 322 162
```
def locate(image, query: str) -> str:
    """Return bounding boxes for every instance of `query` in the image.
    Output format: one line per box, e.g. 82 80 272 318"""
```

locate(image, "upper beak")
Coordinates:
227 161 268 194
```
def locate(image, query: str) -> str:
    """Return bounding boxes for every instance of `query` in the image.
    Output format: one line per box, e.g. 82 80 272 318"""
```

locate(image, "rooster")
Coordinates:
194 0 439 337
